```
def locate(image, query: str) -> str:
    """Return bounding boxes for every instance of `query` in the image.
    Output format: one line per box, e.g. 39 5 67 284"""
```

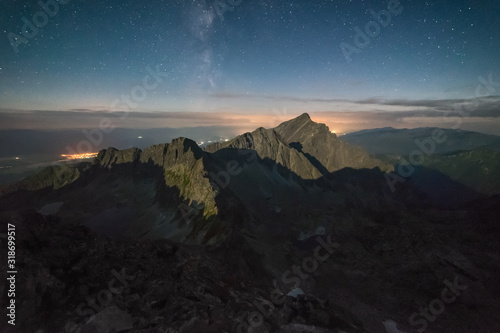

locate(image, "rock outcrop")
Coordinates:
207 127 323 179
275 113 393 173
207 113 393 178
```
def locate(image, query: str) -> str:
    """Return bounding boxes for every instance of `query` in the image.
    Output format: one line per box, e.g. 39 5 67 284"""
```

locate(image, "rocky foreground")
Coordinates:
1 210 365 333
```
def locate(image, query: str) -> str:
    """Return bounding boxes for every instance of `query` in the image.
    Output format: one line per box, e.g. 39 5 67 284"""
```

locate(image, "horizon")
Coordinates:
2 105 500 136
1 110 500 164
1 110 500 188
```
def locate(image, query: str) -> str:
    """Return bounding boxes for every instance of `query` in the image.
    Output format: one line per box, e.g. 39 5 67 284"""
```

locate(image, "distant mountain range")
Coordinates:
342 127 500 155
1 114 500 333
342 127 500 198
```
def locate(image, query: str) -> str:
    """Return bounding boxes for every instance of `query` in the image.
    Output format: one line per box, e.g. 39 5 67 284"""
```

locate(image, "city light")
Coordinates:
61 153 98 160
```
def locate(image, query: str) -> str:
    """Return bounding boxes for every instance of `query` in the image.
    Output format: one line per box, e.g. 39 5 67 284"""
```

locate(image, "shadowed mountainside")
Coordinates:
341 127 500 196
206 113 393 176
1 114 500 333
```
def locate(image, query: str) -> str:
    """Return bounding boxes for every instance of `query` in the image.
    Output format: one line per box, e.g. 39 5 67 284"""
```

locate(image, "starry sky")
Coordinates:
0 0 499 133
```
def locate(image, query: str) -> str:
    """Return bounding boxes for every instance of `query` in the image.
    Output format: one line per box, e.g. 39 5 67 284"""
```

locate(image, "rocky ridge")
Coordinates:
2 114 500 332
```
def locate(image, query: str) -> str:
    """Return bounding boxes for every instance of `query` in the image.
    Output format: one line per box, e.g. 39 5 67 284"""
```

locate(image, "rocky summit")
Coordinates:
1 114 500 333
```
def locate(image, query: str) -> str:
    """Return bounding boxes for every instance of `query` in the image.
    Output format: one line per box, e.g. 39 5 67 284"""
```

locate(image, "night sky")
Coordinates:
0 0 499 132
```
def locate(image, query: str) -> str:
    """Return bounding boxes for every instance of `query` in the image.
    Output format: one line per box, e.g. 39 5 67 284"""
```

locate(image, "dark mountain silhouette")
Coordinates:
206 126 324 179
206 113 393 177
275 114 393 173
1 114 500 333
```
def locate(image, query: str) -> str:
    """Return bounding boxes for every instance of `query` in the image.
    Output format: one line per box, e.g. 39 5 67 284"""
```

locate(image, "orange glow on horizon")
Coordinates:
61 153 98 160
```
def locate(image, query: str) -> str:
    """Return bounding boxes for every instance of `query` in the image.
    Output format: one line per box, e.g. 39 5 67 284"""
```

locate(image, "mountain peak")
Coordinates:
276 113 314 132
294 113 312 123
275 113 330 143
170 137 203 156
274 113 394 173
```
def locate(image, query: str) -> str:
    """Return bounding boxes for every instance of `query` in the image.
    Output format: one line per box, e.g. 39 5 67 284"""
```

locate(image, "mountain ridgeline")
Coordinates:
2 114 500 332
0 113 395 245
205 113 393 178
342 126 500 198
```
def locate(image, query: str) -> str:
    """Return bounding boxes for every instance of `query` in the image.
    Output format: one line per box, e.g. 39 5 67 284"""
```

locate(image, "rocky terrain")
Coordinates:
1 114 500 332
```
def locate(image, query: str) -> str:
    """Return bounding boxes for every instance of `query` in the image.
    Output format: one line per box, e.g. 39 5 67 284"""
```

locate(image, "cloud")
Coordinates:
355 95 500 114
1 93 500 136
210 92 500 117
0 109 262 131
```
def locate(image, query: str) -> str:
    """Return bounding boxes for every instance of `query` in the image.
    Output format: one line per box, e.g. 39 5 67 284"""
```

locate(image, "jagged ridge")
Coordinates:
206 126 323 179
207 113 393 176
275 113 394 173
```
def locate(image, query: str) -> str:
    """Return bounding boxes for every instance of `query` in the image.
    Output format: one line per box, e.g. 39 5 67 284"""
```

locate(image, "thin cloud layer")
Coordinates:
1 94 499 135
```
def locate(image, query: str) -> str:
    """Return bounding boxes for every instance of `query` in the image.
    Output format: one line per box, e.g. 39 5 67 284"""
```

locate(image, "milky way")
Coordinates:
0 0 499 114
